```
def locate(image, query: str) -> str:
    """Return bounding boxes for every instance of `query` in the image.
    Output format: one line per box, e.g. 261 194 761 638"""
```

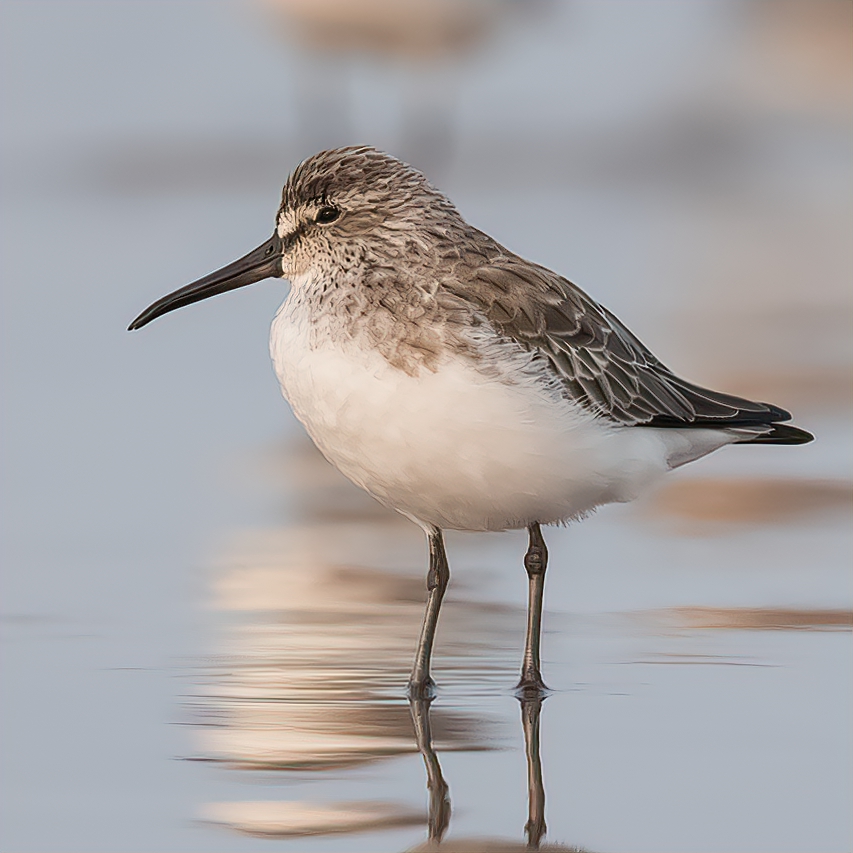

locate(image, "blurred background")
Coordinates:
1 1 851 851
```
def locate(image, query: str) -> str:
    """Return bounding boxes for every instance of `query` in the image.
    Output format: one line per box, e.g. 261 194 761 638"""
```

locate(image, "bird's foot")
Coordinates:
407 675 437 700
525 816 547 849
514 671 550 700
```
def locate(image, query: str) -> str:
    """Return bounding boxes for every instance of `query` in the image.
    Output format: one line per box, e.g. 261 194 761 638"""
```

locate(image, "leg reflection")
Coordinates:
520 693 547 849
409 696 451 843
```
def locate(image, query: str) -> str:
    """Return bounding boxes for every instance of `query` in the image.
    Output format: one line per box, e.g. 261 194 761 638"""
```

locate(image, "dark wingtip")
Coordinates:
746 424 815 445
764 403 793 423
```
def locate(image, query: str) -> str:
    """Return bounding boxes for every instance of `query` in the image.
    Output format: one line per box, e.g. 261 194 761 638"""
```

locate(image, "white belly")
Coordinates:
269 299 725 531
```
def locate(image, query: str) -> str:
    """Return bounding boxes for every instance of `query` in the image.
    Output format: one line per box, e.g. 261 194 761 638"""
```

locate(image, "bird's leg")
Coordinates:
408 526 450 699
409 695 451 843
516 522 549 696
519 691 547 849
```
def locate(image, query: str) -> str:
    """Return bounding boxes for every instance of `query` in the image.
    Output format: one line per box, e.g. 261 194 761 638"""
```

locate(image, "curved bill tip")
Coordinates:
128 233 283 331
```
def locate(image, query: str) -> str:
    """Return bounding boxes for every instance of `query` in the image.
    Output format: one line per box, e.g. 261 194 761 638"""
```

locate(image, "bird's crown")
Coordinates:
279 146 453 219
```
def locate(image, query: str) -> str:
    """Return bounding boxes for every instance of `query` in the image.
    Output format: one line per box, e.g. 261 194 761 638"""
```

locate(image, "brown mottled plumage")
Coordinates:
274 147 808 438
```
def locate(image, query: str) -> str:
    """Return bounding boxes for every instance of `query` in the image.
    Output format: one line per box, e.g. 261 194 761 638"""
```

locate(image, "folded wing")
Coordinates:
447 251 809 442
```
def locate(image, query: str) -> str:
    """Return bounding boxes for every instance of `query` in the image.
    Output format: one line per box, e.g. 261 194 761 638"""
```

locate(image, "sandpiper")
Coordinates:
129 146 812 698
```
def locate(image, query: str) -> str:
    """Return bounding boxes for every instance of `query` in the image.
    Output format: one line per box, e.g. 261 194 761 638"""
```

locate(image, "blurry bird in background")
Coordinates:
260 0 552 176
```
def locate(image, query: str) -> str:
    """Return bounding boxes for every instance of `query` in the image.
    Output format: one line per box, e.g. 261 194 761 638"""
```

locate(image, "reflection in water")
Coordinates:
201 799 423 838
409 697 451 843
195 540 567 844
193 497 515 838
520 694 547 849
195 539 579 845
195 442 851 848
195 532 507 772
409 693 571 852
655 606 853 632
646 477 852 530
194 439 586 847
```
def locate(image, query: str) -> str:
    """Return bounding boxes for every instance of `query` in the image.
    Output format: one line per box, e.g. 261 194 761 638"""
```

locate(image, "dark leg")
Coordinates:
519 692 547 849
516 522 549 696
409 696 451 843
408 526 449 699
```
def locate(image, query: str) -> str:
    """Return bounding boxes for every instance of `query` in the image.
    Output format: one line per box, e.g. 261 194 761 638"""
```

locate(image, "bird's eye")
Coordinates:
315 206 340 225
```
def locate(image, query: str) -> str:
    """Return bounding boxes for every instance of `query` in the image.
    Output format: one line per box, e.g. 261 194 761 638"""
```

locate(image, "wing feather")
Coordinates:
446 251 792 428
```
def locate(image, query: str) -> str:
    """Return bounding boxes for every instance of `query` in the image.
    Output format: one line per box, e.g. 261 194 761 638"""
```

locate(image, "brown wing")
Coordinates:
445 253 792 428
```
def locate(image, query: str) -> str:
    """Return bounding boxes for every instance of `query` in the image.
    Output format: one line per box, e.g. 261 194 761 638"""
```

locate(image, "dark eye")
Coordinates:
315 206 340 224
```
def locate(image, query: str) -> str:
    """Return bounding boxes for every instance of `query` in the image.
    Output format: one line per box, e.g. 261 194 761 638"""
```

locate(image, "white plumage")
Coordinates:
272 276 739 532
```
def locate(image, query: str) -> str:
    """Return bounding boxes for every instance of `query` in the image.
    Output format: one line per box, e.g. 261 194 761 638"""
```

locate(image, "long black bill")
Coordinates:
128 233 283 331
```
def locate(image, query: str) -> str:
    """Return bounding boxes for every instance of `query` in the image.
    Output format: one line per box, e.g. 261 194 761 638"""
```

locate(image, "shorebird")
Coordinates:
129 146 812 699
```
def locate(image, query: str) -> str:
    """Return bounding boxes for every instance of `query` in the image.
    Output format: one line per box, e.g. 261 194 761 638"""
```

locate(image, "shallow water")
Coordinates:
180 434 853 852
1 2 851 851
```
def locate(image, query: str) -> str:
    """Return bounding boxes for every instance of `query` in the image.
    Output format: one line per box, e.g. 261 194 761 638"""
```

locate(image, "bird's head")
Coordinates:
128 147 459 331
